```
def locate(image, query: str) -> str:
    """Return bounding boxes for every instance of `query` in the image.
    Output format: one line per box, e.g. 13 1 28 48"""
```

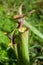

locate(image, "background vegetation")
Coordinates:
0 0 43 65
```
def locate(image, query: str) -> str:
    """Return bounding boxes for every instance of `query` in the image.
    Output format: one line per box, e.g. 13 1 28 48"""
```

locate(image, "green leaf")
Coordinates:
36 56 43 60
0 31 10 45
23 20 43 40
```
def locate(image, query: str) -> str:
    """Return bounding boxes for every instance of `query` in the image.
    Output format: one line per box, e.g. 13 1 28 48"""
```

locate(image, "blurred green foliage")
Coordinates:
0 0 43 65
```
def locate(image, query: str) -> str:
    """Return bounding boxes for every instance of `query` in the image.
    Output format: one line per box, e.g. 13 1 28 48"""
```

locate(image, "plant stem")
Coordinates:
17 29 30 65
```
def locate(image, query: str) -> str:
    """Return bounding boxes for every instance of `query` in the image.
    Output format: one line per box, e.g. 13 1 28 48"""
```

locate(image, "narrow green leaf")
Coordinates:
23 20 43 40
